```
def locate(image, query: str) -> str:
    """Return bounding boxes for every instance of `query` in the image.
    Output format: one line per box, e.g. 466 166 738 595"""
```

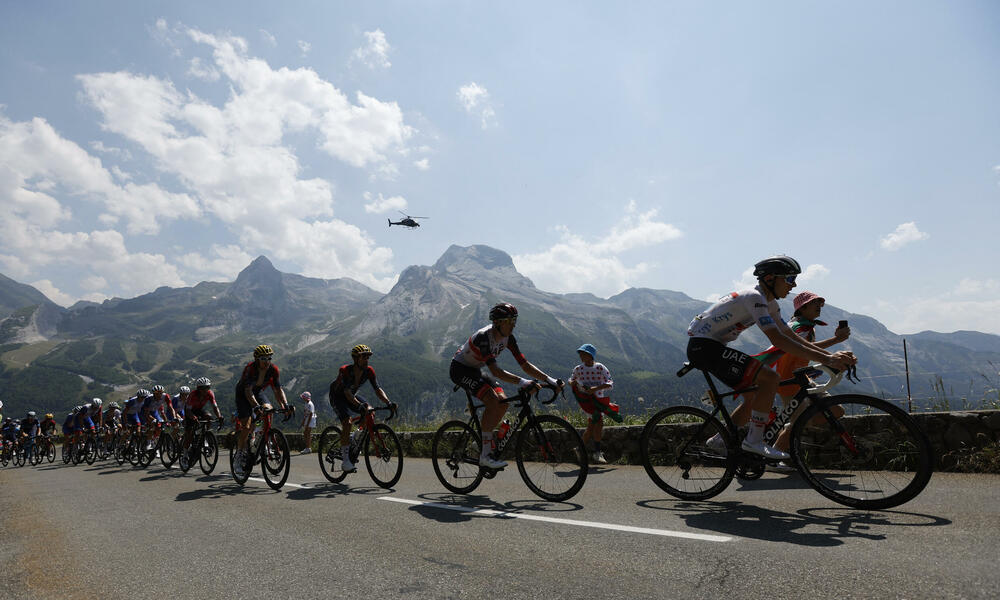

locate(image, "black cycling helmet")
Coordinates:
489 302 518 321
752 255 802 277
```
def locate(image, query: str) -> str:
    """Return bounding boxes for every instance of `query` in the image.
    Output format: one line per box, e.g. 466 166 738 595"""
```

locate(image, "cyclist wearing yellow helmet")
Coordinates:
40 413 57 437
327 344 395 473
233 344 289 475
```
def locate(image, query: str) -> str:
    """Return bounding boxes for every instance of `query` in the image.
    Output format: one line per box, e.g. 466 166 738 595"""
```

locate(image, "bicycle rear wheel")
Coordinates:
261 429 290 490
515 415 588 502
159 435 177 469
431 420 483 495
639 405 736 501
791 394 934 510
317 425 347 483
200 431 219 475
46 440 55 463
229 442 252 485
365 424 403 489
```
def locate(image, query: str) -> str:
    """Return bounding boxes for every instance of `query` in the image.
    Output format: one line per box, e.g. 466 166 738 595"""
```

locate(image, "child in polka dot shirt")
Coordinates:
569 344 621 465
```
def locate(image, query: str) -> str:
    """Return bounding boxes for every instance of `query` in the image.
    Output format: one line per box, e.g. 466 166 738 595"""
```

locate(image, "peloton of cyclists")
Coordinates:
327 344 396 473
450 302 564 470
72 398 104 446
686 255 856 460
233 345 290 477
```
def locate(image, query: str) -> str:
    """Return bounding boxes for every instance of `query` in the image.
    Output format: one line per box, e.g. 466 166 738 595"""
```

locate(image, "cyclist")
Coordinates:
450 302 563 470
19 411 40 460
61 407 79 455
171 386 190 422
182 377 223 455
2 417 18 455
233 345 290 477
40 413 57 438
140 385 175 450
73 398 104 445
122 389 150 448
102 402 122 448
686 256 855 460
327 345 395 472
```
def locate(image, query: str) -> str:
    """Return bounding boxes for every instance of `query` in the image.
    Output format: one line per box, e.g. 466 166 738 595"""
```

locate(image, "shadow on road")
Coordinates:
401 492 584 524
284 482 390 500
636 498 951 546
175 481 275 500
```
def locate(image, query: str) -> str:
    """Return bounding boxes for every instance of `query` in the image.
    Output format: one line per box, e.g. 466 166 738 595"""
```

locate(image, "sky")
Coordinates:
1 1 998 335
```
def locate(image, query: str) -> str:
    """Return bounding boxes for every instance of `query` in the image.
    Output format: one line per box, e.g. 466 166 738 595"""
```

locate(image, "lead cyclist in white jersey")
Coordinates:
686 255 855 460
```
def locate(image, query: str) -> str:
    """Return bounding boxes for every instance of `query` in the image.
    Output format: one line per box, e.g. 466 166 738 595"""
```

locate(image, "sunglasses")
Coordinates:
258 356 273 362
783 275 797 285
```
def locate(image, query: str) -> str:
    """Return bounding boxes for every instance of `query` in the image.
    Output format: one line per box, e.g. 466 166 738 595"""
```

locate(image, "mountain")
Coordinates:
1 246 998 423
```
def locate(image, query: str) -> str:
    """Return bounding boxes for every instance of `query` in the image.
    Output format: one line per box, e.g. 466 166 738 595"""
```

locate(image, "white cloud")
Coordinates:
89 141 132 160
512 201 682 297
259 29 276 46
29 279 74 307
704 262 828 301
298 40 311 56
351 29 391 69
178 244 254 281
187 57 220 81
73 26 411 290
363 192 407 214
872 278 1000 335
880 222 929 251
413 158 430 171
800 263 830 284
457 82 497 129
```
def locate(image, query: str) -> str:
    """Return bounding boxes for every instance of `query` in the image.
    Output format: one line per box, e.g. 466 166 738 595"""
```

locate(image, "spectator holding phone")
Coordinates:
717 291 851 465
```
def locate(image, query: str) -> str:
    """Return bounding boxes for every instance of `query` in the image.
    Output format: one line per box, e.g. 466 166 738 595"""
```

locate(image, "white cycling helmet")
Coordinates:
179 386 191 394
92 398 103 408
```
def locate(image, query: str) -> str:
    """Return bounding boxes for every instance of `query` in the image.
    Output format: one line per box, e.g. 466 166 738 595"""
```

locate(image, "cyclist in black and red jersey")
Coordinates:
450 302 564 470
233 345 289 476
182 377 222 451
327 344 395 473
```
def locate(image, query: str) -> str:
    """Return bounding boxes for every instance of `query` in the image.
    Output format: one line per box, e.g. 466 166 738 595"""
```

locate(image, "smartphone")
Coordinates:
839 320 848 328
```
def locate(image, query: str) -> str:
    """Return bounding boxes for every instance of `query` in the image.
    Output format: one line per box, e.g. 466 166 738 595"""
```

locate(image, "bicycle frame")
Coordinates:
459 384 560 462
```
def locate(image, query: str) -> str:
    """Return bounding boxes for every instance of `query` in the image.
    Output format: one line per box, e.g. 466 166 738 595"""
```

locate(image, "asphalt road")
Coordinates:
1 453 997 600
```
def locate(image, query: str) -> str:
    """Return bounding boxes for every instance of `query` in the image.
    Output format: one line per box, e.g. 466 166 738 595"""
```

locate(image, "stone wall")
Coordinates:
238 409 1000 472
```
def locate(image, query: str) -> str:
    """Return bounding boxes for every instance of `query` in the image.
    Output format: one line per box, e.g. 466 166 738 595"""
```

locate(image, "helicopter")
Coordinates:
388 211 428 229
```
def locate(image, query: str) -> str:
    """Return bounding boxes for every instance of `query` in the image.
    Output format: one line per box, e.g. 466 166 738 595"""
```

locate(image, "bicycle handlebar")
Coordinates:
804 364 859 395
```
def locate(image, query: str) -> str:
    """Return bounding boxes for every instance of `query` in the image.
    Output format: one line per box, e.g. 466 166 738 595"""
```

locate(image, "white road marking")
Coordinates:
378 497 733 542
221 473 310 489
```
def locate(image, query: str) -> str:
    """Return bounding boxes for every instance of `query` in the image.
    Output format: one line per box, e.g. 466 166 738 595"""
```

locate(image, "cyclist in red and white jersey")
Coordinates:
450 302 563 469
182 377 222 451
686 255 855 460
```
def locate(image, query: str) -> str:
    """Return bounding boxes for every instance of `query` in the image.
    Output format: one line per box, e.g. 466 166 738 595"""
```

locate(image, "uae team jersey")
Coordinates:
687 285 782 344
452 325 527 368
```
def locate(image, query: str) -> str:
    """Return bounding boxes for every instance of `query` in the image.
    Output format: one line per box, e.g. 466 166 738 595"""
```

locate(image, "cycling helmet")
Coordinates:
253 344 274 358
179 386 191 394
92 398 103 408
73 405 83 414
108 402 120 410
45 413 53 419
136 388 151 398
752 255 802 277
489 302 518 321
27 411 36 418
195 377 211 388
151 385 165 393
350 344 373 358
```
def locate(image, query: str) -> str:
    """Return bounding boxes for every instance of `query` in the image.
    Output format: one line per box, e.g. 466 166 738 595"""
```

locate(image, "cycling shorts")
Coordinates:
449 360 503 401
331 392 366 422
126 413 141 427
184 407 211 427
62 424 73 436
686 337 764 390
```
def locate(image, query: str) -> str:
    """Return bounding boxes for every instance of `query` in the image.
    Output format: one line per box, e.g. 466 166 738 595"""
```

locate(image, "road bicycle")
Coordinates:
432 381 588 502
71 430 99 466
229 404 294 490
639 363 934 510
317 404 402 489
35 434 56 464
178 417 223 475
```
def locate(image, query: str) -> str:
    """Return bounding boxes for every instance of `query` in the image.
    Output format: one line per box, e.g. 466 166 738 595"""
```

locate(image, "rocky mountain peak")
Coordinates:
433 245 515 272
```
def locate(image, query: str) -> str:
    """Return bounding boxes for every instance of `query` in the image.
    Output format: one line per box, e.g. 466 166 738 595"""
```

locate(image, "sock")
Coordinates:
481 431 494 456
341 445 350 460
746 410 768 444
593 441 602 453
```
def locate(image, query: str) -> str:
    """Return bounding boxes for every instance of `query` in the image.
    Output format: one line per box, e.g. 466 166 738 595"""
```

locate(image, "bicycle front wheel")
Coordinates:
639 405 736 501
317 426 347 483
431 420 483 495
365 424 403 489
791 394 934 510
200 431 219 475
261 429 290 490
515 415 588 502
159 435 177 469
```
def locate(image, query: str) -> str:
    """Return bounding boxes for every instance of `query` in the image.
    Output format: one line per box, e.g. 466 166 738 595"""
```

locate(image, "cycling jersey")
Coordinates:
452 325 527 368
170 394 186 418
20 418 40 436
123 396 142 416
687 285 782 343
103 408 122 426
235 361 282 419
329 364 379 398
40 418 56 435
142 393 170 420
185 389 217 411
